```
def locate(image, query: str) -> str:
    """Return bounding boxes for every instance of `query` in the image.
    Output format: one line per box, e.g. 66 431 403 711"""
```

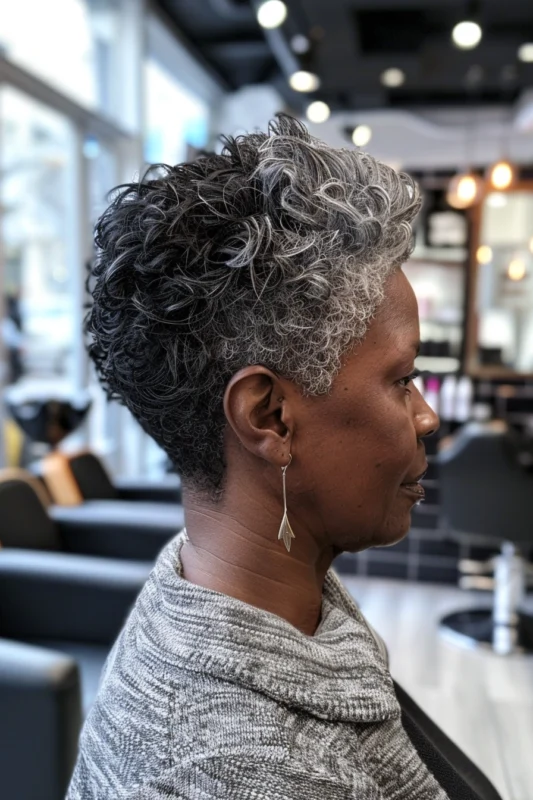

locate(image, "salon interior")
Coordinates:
1 2 533 798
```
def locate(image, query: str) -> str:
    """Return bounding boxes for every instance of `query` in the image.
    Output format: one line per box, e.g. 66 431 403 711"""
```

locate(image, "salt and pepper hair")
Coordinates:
88 115 421 497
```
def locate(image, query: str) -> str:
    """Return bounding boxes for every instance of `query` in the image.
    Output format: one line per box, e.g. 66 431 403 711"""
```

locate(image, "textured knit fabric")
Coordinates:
66 531 449 799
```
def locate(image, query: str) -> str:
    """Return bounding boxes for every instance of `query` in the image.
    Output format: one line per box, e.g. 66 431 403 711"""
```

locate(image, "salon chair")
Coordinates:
438 421 533 654
0 468 183 561
0 638 81 800
0 549 151 799
41 449 182 505
395 681 502 800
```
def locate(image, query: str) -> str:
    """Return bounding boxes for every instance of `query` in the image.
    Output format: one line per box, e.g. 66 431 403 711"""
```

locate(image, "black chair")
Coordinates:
70 450 182 503
438 421 533 654
395 681 503 800
39 449 182 505
0 468 183 561
0 638 81 800
0 549 151 799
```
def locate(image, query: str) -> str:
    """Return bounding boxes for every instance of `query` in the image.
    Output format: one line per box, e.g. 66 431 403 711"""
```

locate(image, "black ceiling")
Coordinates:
155 0 533 112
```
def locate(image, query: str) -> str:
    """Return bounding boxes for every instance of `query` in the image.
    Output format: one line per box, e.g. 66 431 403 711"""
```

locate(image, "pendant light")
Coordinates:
487 160 515 190
446 110 483 210
486 69 518 191
446 172 483 209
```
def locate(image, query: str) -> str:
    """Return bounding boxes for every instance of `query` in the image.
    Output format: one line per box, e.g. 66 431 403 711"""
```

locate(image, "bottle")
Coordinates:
424 377 440 415
439 375 457 422
455 375 473 423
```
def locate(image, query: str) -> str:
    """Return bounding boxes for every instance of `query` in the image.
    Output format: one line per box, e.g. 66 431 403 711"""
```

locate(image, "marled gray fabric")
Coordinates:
66 532 449 799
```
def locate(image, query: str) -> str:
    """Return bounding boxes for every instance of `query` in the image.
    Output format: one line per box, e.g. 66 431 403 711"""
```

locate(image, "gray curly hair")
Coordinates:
88 115 421 497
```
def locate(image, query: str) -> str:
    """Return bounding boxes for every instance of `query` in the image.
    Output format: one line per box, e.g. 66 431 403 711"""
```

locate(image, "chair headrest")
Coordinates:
0 470 60 550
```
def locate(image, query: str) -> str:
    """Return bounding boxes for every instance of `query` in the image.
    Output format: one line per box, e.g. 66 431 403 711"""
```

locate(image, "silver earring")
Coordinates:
278 454 295 552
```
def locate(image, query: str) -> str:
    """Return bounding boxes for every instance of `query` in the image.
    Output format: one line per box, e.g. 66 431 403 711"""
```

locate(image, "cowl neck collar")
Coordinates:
141 532 400 724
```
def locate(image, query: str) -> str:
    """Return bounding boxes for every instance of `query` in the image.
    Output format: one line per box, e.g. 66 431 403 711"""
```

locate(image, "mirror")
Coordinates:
467 186 533 376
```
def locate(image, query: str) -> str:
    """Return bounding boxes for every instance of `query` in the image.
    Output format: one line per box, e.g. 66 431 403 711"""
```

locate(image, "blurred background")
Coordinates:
2 0 533 477
1 3 533 799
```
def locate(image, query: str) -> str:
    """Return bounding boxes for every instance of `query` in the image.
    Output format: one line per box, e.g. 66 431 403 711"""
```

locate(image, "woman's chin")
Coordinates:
372 511 413 549
339 512 412 554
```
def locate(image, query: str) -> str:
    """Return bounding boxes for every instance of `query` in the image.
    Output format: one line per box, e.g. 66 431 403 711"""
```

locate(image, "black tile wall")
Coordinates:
366 559 409 580
416 537 460 558
415 563 460 584
410 504 440 530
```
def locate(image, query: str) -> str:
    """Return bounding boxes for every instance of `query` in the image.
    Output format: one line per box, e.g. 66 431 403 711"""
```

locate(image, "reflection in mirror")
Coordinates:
471 190 533 375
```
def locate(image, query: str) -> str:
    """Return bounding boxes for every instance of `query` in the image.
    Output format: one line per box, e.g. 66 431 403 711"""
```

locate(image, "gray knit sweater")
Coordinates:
66 531 449 799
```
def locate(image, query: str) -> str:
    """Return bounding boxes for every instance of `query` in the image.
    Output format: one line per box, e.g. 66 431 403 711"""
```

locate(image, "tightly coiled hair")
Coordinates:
88 115 421 497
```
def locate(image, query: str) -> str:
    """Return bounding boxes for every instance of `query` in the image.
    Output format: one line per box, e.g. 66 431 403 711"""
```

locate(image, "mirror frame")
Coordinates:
465 179 533 379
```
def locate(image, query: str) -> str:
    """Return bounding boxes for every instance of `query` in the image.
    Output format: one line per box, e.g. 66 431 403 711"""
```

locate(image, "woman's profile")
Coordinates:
67 115 456 799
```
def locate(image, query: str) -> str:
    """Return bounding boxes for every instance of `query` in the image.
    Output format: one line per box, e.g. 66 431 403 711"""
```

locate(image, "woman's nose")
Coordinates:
414 389 440 439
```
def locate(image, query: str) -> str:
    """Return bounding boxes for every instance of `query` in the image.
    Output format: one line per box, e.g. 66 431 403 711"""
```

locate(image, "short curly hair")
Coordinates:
88 115 421 497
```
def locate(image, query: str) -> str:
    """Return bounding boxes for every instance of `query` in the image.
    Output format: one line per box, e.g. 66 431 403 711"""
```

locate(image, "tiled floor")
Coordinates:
341 575 533 800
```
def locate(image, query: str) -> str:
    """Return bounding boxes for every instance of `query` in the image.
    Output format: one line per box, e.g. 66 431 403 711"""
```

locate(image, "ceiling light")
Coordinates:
507 258 526 281
487 192 508 208
487 161 515 191
476 245 493 264
289 70 320 92
465 64 484 86
380 68 405 88
452 21 482 50
518 43 533 63
306 101 330 123
446 172 483 209
291 34 311 54
352 125 372 147
256 0 287 30
501 64 517 84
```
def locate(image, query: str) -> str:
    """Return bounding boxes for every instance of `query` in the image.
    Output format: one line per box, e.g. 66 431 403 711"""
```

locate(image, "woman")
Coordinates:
67 115 443 799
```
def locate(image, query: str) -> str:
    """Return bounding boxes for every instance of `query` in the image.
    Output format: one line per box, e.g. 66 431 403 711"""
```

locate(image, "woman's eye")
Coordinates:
398 369 420 389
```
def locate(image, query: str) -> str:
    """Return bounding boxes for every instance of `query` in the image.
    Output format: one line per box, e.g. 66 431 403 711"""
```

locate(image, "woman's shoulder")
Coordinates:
73 625 369 800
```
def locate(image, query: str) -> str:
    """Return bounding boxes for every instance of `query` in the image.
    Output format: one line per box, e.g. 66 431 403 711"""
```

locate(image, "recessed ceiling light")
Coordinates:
352 125 372 147
518 43 533 63
256 0 287 30
289 70 320 92
306 101 330 123
465 64 484 86
452 21 482 50
380 68 405 88
291 34 311 54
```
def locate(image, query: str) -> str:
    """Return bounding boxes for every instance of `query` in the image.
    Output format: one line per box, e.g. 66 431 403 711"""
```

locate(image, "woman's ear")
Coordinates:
223 366 293 466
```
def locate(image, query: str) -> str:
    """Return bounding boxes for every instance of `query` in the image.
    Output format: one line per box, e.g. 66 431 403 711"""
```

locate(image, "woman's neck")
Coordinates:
180 502 333 636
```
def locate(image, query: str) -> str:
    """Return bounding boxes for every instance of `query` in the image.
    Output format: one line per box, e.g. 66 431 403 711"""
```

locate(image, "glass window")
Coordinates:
0 86 77 389
144 58 209 165
0 0 122 118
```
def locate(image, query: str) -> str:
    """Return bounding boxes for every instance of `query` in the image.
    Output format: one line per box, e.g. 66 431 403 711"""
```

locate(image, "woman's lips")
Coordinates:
400 465 428 501
400 481 425 500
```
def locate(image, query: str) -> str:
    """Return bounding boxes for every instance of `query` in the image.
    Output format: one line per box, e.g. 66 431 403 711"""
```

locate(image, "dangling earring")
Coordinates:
278 454 295 552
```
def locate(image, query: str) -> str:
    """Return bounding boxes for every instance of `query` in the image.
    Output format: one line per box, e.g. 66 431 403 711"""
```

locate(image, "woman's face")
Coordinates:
291 269 439 552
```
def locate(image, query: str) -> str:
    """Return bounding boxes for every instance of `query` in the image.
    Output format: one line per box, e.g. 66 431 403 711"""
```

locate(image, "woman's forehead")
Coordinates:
368 271 419 341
